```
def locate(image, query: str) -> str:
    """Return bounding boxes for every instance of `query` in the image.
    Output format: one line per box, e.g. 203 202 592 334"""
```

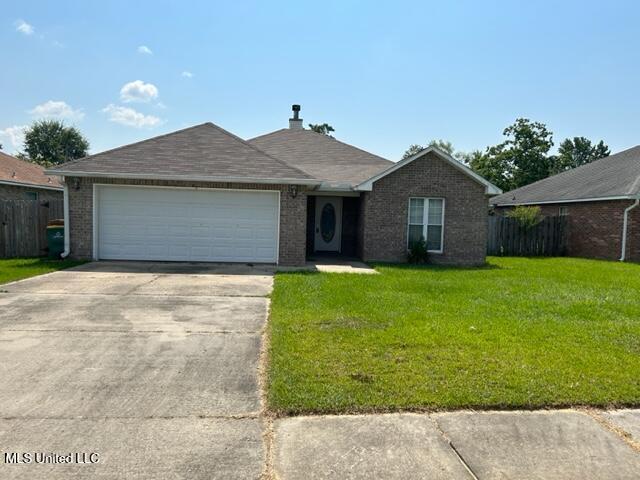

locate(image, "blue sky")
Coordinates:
2 1 639 160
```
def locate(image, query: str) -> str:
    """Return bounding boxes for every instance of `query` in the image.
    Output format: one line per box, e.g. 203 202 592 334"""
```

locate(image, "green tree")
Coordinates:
402 144 425 159
484 118 554 189
464 150 513 191
550 137 610 173
402 139 457 159
592 140 611 159
308 123 335 137
506 205 542 229
23 120 89 166
427 139 455 155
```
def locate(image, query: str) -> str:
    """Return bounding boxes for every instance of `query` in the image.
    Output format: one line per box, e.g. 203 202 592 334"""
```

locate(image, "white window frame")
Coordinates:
407 197 445 254
559 206 568 216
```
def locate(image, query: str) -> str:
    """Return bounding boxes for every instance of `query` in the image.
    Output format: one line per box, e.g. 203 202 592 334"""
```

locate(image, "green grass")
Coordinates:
268 257 640 414
0 257 86 285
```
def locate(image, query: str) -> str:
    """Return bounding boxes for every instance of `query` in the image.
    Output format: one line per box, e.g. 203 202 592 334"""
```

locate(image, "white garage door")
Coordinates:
96 186 279 263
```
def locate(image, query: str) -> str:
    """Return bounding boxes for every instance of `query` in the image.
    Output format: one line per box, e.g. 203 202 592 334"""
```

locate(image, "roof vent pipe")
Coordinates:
289 104 303 130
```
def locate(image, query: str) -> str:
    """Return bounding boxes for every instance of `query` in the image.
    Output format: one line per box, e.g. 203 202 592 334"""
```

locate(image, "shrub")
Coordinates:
408 237 429 264
507 205 542 229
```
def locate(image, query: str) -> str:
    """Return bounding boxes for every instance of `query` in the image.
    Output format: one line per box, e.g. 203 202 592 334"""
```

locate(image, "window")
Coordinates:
24 191 38 201
408 198 444 252
559 206 568 216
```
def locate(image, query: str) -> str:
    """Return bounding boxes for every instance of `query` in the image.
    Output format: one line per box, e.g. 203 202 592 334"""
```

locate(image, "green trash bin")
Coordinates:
46 225 65 258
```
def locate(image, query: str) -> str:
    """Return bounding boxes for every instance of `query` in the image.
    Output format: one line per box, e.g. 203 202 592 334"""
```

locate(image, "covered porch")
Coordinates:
305 193 362 260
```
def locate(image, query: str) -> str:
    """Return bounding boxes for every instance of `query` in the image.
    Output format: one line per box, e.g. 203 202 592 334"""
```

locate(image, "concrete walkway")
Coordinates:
273 409 640 479
277 258 378 274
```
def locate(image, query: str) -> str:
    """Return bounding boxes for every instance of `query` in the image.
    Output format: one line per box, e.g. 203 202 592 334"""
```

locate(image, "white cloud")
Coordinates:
0 125 27 151
120 80 159 103
29 100 85 121
15 19 34 35
102 104 161 128
181 71 193 78
137 45 153 55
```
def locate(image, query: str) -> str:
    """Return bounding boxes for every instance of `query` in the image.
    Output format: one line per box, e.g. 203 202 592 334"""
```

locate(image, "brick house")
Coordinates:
490 146 640 262
0 151 63 201
47 106 500 266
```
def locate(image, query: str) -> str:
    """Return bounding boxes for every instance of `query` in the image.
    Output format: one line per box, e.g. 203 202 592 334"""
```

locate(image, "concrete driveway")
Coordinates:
0 262 273 479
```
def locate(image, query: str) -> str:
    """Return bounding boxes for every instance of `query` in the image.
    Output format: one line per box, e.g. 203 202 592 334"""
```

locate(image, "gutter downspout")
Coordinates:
60 178 71 259
620 197 640 261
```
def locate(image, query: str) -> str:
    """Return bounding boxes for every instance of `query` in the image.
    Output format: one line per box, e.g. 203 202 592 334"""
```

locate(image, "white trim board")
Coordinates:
308 191 360 197
0 179 63 191
45 170 321 186
491 195 637 206
91 182 283 193
355 146 502 195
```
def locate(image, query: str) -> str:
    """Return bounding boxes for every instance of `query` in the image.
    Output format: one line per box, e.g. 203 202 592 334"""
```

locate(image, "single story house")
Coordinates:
490 145 640 262
0 151 63 201
47 106 500 266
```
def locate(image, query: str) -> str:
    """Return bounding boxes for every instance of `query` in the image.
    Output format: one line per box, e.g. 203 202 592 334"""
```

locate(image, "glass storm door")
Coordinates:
314 197 343 252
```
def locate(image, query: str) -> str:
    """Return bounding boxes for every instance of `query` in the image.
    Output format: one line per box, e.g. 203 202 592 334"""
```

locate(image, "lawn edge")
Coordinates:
266 400 640 418
0 260 88 288
258 294 276 480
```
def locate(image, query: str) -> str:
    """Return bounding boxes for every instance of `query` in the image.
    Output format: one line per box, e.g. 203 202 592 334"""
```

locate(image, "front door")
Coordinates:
314 197 343 252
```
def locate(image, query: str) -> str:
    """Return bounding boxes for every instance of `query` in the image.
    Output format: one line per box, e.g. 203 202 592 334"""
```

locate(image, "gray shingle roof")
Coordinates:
48 123 317 184
490 145 640 206
0 152 62 189
248 128 393 187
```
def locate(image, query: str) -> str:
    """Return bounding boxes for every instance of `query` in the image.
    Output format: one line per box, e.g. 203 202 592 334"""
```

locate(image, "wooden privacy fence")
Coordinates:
0 200 64 258
488 215 568 256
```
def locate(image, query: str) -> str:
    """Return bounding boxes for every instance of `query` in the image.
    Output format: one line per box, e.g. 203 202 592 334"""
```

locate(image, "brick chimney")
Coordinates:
289 104 303 130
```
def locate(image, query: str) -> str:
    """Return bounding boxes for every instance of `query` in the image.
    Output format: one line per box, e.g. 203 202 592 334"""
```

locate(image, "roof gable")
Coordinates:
356 146 502 194
249 128 393 188
48 123 318 185
490 145 640 206
0 152 62 190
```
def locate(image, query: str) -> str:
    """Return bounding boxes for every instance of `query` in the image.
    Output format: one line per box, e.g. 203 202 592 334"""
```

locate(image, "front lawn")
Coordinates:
268 257 640 414
0 257 86 285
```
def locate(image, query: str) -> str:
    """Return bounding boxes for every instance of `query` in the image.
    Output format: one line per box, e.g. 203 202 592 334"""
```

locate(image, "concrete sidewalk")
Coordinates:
273 409 640 480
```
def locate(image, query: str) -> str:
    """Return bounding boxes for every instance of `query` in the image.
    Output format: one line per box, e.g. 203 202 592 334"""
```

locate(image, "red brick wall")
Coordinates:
494 200 640 262
66 177 308 266
360 152 488 266
626 204 640 262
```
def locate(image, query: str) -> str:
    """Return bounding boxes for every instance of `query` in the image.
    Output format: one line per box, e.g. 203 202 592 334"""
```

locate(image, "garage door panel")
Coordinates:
255 227 276 240
190 226 211 236
168 245 191 257
97 186 279 263
168 225 193 236
236 227 255 241
234 248 256 259
148 225 170 236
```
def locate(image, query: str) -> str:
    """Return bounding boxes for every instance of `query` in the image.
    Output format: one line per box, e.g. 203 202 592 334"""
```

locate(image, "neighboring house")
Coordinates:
0 151 63 201
47 106 500 266
490 146 640 262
